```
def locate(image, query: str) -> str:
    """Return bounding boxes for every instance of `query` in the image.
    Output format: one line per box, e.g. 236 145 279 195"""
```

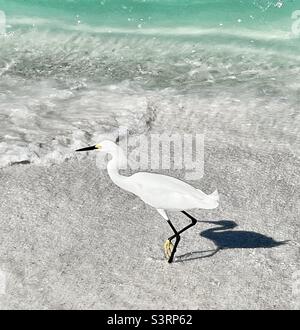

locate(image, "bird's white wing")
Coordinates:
130 172 207 197
129 172 218 210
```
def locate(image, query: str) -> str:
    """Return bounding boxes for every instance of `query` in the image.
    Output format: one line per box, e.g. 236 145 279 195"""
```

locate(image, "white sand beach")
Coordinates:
0 136 298 309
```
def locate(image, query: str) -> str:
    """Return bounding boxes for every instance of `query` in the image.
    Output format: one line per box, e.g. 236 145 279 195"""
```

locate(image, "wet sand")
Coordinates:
0 137 299 309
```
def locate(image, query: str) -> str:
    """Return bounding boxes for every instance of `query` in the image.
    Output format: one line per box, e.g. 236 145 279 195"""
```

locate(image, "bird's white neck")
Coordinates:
106 147 131 192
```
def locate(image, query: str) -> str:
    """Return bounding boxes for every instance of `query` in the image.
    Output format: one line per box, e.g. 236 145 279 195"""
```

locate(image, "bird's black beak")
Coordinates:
76 145 97 152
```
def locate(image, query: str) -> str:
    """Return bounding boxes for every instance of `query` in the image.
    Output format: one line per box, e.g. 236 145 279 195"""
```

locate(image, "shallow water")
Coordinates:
0 0 299 167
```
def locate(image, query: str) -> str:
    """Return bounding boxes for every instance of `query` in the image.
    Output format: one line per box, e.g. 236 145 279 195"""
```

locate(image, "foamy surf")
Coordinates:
0 0 299 168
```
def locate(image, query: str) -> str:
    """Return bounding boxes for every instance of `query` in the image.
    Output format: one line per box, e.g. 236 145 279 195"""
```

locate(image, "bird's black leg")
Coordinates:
166 220 181 263
168 211 197 241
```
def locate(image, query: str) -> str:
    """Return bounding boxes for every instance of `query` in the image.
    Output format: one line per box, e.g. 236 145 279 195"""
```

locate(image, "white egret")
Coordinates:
76 140 219 263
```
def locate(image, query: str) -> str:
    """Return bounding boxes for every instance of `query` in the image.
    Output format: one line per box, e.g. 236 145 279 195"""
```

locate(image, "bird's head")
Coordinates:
76 140 118 154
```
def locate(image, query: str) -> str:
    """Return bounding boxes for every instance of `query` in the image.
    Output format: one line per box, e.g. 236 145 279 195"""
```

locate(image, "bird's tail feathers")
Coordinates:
208 189 219 202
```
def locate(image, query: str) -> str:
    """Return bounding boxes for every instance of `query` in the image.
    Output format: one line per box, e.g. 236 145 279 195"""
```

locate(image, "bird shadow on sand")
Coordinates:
175 220 289 263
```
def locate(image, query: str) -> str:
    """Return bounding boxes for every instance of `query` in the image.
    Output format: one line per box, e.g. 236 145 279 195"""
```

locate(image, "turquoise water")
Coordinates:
0 0 298 31
0 0 299 166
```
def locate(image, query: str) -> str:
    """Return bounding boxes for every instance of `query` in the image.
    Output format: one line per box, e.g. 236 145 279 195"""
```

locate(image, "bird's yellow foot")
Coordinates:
164 239 174 260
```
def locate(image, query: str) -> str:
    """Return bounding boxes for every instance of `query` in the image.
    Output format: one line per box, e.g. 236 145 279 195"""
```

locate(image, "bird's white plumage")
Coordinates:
96 141 219 218
129 172 218 210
